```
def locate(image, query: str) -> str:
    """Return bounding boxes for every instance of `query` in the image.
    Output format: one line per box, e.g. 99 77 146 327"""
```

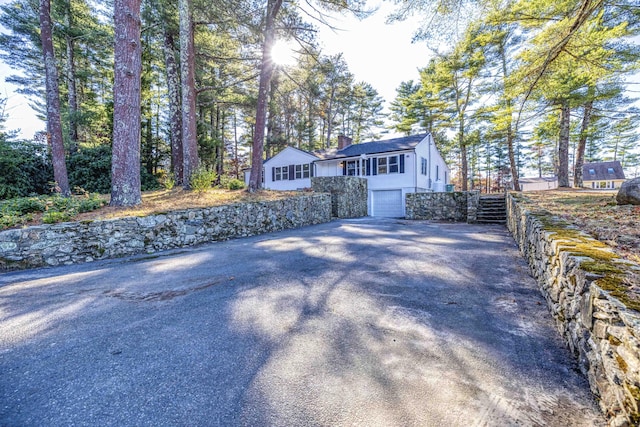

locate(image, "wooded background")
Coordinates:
0 0 638 203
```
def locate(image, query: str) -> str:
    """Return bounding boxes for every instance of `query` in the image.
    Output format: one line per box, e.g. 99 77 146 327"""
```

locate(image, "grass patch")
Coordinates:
523 190 640 264
522 190 640 313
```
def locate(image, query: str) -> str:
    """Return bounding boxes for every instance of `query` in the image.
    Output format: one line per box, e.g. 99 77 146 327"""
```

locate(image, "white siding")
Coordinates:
257 135 450 215
261 147 318 191
520 179 558 191
414 134 450 192
313 135 450 216
315 152 416 190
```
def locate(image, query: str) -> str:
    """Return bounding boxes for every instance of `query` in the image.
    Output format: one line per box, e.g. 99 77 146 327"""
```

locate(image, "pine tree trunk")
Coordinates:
574 99 593 188
179 0 198 188
326 86 335 148
162 27 183 185
501 50 519 192
558 100 571 188
39 0 70 196
249 0 283 191
233 110 239 179
218 110 225 180
307 101 313 152
64 0 78 151
507 126 519 191
144 116 153 176
459 119 468 191
111 0 142 206
66 36 78 150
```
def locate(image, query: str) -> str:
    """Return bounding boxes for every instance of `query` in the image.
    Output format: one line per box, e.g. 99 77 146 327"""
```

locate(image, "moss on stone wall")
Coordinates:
507 192 640 425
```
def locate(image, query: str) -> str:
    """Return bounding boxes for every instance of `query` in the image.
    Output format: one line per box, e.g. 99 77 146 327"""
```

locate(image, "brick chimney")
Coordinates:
337 134 352 150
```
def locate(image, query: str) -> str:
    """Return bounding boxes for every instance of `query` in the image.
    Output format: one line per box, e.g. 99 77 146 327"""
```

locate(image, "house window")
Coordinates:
608 167 615 174
421 157 427 175
295 164 302 179
303 164 310 178
346 160 360 176
274 167 282 181
281 166 289 180
377 157 387 174
436 165 440 181
373 155 402 175
388 156 399 173
598 181 606 189
589 169 596 175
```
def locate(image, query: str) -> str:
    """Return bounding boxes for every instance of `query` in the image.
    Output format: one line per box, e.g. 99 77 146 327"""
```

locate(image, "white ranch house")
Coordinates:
245 133 451 217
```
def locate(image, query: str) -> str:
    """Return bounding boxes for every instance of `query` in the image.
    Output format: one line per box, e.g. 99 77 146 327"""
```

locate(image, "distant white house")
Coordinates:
582 161 626 189
245 133 450 217
519 176 558 192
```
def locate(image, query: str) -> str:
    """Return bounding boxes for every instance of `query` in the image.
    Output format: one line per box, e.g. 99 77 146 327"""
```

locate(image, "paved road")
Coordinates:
1 219 604 426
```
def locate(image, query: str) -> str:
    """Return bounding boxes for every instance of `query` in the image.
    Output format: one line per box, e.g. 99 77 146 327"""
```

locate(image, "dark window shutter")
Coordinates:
365 159 371 176
310 163 314 177
372 158 377 175
400 155 405 173
342 162 347 176
289 165 295 180
272 167 275 181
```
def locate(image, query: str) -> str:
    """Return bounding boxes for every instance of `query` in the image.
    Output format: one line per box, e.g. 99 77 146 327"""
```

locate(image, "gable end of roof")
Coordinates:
582 161 625 181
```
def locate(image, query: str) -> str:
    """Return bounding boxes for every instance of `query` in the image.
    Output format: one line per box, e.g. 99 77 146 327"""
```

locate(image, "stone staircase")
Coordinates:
477 194 507 224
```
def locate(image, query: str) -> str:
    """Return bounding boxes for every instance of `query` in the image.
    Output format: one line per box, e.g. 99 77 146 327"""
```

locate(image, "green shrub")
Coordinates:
0 193 106 230
67 145 163 193
0 140 53 198
50 195 74 211
0 212 27 229
67 145 112 194
141 168 161 191
42 211 72 224
77 193 107 213
161 173 175 190
226 178 246 190
6 197 46 214
190 168 217 193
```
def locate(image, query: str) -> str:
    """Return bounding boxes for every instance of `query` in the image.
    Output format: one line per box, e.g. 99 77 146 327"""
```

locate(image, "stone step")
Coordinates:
477 195 506 224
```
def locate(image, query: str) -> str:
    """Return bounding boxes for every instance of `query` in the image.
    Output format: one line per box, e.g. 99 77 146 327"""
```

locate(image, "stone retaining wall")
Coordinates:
311 176 367 218
506 192 640 426
406 191 479 223
0 194 331 271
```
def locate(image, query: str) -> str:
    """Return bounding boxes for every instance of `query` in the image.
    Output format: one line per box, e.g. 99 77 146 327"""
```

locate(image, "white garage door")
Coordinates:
372 190 404 218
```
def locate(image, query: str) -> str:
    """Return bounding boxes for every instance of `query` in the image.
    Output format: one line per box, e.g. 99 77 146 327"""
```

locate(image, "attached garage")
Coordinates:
371 190 404 218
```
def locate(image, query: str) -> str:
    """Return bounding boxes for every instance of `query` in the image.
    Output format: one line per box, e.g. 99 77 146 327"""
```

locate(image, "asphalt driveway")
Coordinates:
0 218 604 426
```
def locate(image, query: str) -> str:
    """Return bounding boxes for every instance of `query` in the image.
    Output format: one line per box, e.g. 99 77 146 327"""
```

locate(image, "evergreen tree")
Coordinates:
110 0 142 206
40 0 70 196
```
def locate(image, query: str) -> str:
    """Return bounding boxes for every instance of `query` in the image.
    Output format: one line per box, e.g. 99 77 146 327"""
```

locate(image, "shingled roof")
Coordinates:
314 134 429 160
583 161 626 181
